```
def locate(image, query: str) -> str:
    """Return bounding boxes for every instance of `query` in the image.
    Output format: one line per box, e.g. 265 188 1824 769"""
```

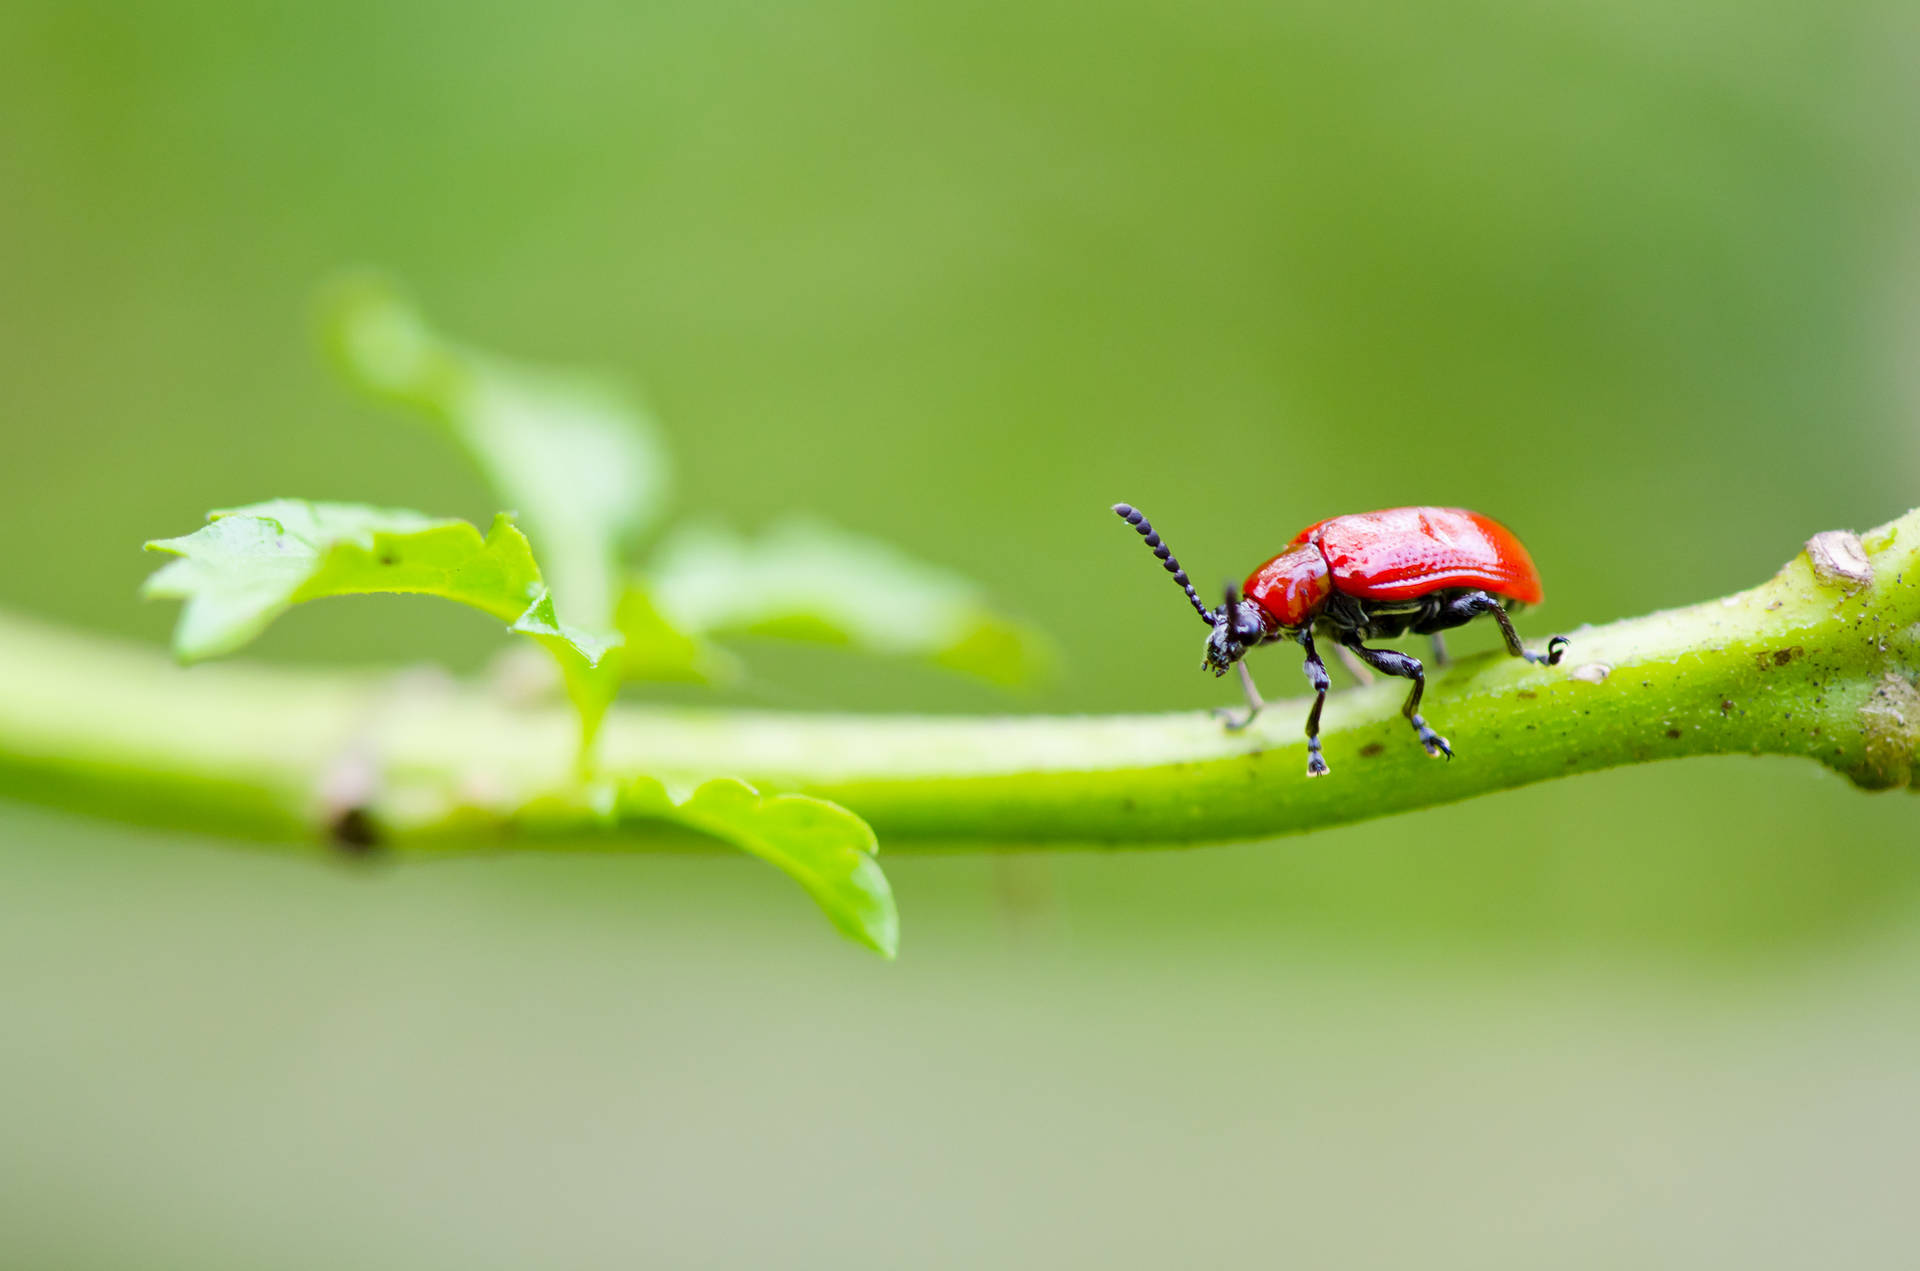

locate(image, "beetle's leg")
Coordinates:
1411 595 1451 667
1212 660 1266 731
1299 630 1332 776
1333 642 1375 685
1340 635 1450 760
1415 591 1568 666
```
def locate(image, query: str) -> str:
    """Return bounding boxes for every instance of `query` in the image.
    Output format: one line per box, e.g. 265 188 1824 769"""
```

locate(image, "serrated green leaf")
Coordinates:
621 777 896 958
638 518 1053 686
320 273 670 628
143 501 616 681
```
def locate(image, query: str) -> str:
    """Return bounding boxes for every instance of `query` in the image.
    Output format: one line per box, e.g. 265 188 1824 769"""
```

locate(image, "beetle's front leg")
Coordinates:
1299 630 1331 776
1212 661 1266 732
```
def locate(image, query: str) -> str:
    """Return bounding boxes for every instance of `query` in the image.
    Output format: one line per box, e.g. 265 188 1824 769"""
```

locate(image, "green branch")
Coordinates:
3 510 1916 854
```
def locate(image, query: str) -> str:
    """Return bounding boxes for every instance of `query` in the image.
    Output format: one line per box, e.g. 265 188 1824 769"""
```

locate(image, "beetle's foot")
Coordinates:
1414 721 1452 760
1213 706 1258 732
1522 636 1568 667
1306 740 1329 778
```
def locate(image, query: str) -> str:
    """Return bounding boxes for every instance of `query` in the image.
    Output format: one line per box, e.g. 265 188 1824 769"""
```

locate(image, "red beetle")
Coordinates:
1113 503 1566 776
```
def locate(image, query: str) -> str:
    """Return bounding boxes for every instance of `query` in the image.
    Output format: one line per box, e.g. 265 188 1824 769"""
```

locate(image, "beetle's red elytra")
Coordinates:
1112 503 1566 777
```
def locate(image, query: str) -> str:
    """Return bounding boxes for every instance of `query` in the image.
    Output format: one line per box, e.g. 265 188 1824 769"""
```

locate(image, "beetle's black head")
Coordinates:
1203 590 1267 677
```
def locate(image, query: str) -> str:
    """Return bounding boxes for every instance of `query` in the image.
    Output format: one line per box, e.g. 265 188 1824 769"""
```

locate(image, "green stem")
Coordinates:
4 512 1917 853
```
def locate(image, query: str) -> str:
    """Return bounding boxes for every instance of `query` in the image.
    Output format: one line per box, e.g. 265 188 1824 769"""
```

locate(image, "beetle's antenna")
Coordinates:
1112 503 1215 625
1222 580 1245 635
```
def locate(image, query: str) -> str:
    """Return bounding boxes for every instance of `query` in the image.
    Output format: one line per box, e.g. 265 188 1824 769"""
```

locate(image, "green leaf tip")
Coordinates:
320 271 671 628
624 777 897 958
509 591 622 668
638 518 1054 688
141 500 618 675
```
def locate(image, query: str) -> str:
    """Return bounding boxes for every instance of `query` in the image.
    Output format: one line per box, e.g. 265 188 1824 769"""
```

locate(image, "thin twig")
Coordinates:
2 509 1915 854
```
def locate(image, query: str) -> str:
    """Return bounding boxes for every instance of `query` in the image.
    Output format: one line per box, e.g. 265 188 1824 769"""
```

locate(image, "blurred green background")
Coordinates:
4 0 1919 1264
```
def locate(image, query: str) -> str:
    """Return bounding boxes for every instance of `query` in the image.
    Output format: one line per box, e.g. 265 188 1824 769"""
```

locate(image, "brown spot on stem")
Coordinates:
329 807 384 856
318 743 383 857
1358 742 1385 758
